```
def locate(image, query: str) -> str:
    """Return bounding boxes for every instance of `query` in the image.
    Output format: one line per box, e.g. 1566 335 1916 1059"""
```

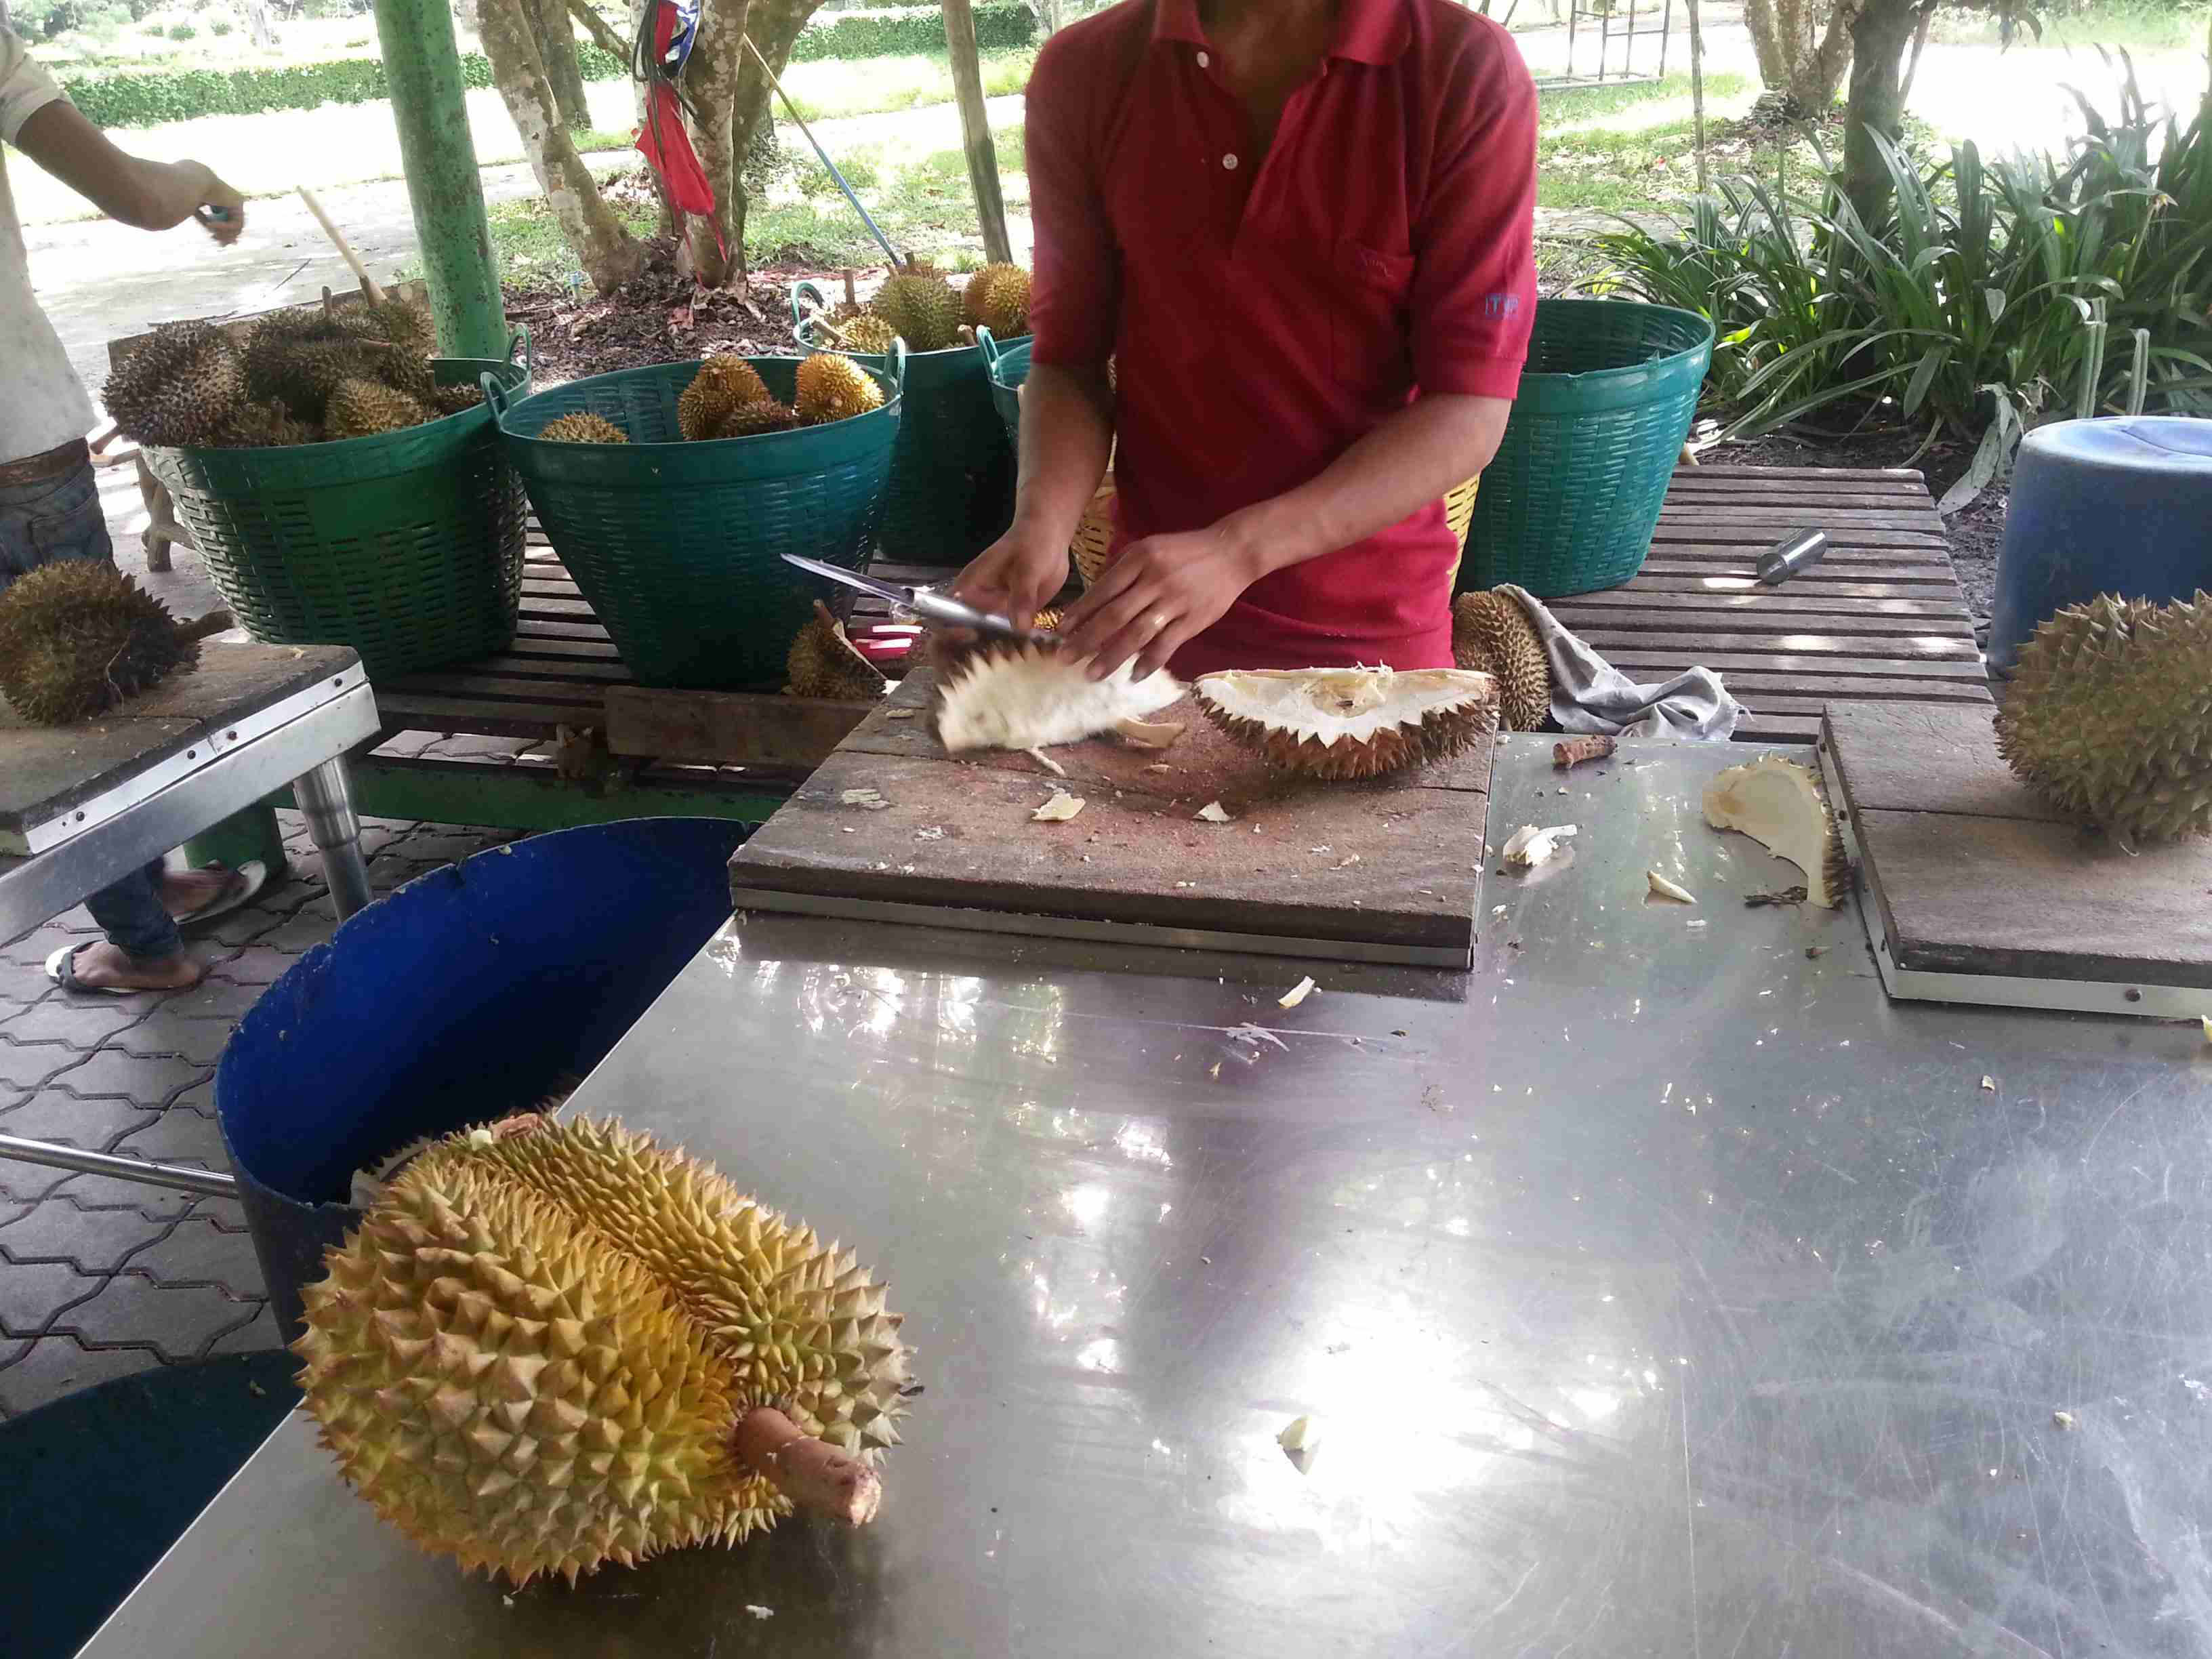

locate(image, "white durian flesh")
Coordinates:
1702 754 1849 907
1194 667 1498 779
935 644 1182 753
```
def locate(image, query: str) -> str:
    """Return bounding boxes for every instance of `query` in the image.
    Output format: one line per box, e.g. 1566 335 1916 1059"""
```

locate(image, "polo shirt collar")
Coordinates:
1151 0 1412 65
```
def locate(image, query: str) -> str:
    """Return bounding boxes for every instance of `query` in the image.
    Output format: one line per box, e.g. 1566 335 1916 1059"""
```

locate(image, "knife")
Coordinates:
781 554 1057 644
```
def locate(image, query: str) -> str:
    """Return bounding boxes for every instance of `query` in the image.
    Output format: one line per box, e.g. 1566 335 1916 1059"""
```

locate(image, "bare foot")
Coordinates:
161 865 232 921
64 942 205 993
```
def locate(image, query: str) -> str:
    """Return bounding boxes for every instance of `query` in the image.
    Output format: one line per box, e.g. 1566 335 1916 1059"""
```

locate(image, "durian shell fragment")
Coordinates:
787 601 888 699
1194 667 1498 779
1701 754 1849 906
1994 590 2212 844
0 562 201 724
1452 590 1551 731
295 1118 913 1586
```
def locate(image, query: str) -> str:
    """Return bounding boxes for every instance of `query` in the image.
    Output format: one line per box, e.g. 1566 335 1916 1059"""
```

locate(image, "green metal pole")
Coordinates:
373 0 506 359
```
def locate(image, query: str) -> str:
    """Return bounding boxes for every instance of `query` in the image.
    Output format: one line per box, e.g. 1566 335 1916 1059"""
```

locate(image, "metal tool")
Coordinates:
1757 527 1827 586
781 554 1055 644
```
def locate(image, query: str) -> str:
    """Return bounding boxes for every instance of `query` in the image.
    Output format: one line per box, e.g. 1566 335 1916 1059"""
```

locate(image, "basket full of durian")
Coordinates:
489 350 903 691
792 264 1027 567
106 300 533 678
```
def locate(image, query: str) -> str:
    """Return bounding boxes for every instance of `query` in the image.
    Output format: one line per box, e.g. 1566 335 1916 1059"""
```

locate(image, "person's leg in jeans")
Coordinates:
2 459 227 990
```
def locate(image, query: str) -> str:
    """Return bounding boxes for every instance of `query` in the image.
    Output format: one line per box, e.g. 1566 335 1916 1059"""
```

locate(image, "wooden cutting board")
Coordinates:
729 671 1498 966
1820 701 2212 1017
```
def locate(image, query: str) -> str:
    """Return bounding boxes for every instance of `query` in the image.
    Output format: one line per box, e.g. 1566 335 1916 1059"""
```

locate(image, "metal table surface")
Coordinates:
80 737 2212 1659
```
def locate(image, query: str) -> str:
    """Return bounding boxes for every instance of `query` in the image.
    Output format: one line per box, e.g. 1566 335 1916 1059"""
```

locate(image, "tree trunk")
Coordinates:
478 0 647 293
1839 0 1917 229
533 0 592 128
943 0 1012 264
244 0 275 48
1743 0 1855 115
681 0 823 289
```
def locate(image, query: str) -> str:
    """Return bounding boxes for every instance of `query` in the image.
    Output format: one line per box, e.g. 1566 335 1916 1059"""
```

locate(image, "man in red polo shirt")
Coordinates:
949 0 1538 681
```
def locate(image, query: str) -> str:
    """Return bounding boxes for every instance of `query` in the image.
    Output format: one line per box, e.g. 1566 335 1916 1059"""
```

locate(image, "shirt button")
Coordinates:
1195 49 1210 66
1223 153 1240 170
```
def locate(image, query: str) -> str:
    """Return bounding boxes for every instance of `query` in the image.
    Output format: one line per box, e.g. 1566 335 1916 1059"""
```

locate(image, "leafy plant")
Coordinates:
1592 54 2212 510
166 20 196 37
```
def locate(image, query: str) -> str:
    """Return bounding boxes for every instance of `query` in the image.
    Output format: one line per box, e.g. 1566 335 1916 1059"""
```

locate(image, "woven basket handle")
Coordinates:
791 279 834 352
976 326 1002 369
480 371 513 424
506 323 535 382
886 337 909 400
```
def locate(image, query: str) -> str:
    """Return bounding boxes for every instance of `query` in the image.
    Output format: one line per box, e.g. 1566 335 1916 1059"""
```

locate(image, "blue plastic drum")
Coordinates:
215 818 749 1342
1988 416 2212 672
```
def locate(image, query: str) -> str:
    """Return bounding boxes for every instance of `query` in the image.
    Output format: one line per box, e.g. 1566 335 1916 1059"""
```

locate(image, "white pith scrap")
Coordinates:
1702 755 1849 907
1195 667 1493 747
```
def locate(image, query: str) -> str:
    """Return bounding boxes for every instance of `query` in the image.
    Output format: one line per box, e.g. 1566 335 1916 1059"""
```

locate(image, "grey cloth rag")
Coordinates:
1498 584 1746 741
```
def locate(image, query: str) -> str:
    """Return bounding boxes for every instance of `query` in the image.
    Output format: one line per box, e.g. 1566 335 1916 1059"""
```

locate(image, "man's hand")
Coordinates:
946 519 1076 634
1058 522 1263 681
191 169 245 244
16 99 248 239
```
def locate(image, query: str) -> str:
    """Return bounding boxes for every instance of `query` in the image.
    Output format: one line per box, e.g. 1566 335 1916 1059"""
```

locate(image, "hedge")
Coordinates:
60 5 1033 127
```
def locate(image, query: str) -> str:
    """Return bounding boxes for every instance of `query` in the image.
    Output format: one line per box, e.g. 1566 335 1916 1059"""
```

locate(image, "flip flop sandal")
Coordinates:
45 943 148 998
169 859 269 934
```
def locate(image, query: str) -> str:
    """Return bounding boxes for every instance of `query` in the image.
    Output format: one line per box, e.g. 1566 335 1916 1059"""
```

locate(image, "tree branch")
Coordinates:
562 0 630 64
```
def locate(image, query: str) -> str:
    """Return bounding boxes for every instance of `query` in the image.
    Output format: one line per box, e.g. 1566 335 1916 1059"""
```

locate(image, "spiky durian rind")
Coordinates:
539 411 630 445
0 562 199 724
102 321 249 447
1702 754 1850 907
786 604 888 700
325 378 432 440
934 640 1183 752
1994 590 2212 843
677 356 773 442
1452 590 1551 732
1194 667 1499 779
432 383 487 417
213 398 321 449
295 1116 912 1587
972 265 1031 340
706 398 801 441
840 314 899 355
794 354 885 425
871 272 961 353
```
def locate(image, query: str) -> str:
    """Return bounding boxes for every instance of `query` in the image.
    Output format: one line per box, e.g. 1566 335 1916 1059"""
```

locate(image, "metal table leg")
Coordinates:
293 757 372 920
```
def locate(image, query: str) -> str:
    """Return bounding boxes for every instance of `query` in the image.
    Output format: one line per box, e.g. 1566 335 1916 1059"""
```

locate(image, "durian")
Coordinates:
1994 592 2212 844
1702 754 1849 907
252 336 386 415
539 411 630 444
794 353 885 425
1452 590 1551 731
431 382 487 417
870 271 961 353
102 321 248 447
839 314 898 356
1194 666 1498 779
970 264 1031 340
355 296 438 355
786 600 888 700
677 355 773 441
294 1115 912 1586
707 398 801 440
936 642 1181 753
962 262 1025 328
0 562 224 724
213 398 319 449
325 377 432 440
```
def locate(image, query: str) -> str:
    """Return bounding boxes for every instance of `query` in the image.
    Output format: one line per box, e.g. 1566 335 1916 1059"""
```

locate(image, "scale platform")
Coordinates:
1819 701 2212 1020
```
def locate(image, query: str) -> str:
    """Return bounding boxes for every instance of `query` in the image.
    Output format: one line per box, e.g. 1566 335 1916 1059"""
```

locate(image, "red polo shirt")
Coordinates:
1025 0 1539 676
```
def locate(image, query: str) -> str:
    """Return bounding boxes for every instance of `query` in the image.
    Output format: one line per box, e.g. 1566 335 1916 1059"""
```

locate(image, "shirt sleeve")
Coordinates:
0 26 66 148
1406 24 1538 401
1023 30 1121 371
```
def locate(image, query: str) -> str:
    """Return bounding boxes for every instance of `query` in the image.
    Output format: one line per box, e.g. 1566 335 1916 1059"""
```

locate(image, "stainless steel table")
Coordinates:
77 737 2212 1658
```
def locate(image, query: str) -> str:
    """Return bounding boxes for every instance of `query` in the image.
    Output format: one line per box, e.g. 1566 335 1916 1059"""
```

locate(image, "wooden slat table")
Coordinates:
372 466 1990 752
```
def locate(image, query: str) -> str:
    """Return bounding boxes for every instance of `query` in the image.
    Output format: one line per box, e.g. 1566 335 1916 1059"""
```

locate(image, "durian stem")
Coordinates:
1553 734 1617 770
734 1407 882 1527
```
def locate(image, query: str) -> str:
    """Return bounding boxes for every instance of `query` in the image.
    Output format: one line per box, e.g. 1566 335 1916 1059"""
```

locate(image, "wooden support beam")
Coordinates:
941 0 1013 265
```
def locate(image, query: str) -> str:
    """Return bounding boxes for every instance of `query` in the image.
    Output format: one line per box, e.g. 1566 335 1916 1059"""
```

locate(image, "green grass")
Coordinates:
1933 0 2211 52
1536 72 1754 213
777 49 1035 122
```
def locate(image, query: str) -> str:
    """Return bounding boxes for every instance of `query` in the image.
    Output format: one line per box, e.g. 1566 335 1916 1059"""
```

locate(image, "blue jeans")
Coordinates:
1 459 184 963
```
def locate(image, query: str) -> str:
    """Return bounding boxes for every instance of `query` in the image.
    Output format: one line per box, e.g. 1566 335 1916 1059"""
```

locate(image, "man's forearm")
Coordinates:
1008 361 1115 549
16 100 216 230
1220 394 1512 580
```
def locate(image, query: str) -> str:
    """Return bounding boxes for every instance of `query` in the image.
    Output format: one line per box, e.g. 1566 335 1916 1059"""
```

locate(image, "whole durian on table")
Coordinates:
102 320 248 447
677 355 773 441
325 377 432 440
1994 590 2212 843
795 352 885 424
539 411 630 445
871 271 961 353
1452 589 1551 731
295 1115 913 1586
0 562 228 724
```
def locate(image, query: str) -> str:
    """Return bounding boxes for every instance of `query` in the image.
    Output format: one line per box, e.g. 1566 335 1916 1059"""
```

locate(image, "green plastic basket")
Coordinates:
792 280 1017 567
490 352 903 692
144 334 533 679
979 326 1030 453
1460 299 1714 598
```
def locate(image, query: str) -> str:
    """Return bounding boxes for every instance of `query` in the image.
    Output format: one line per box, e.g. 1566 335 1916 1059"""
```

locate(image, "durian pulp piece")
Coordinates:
1195 667 1498 779
1501 823 1577 869
936 644 1182 754
297 1116 913 1586
1701 755 1849 907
